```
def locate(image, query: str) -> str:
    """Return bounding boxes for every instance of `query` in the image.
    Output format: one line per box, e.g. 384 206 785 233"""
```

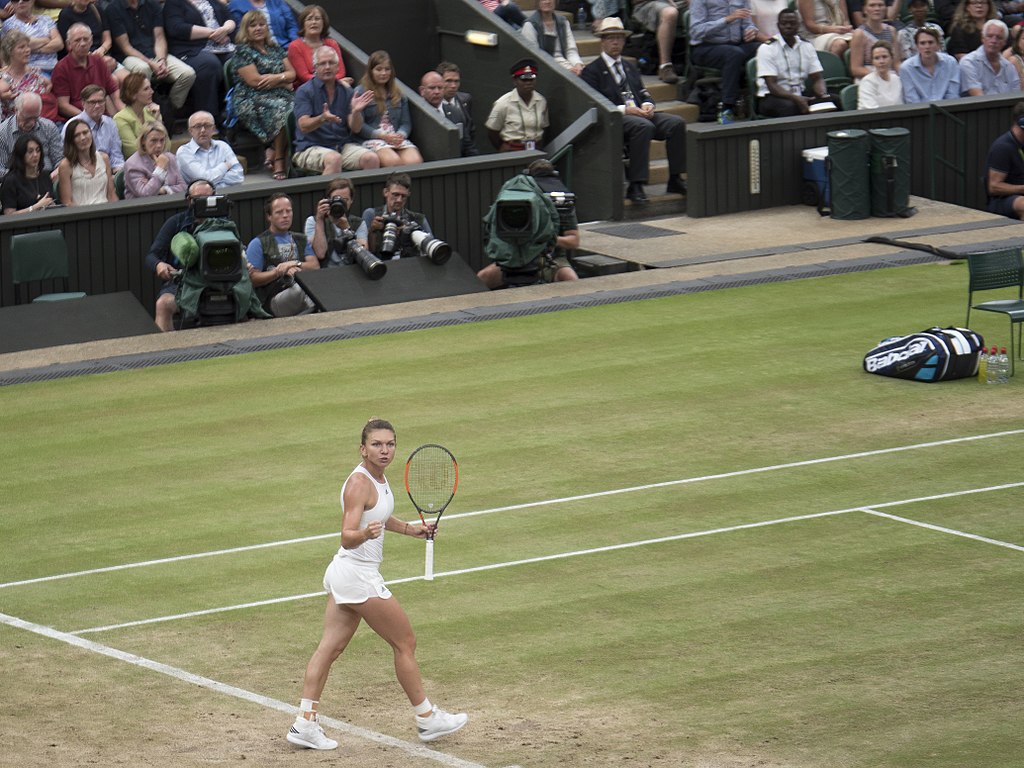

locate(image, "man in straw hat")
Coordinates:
581 17 686 204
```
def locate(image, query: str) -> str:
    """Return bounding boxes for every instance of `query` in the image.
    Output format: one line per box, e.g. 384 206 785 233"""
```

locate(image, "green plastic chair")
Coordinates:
114 168 125 199
10 230 86 304
966 247 1024 374
682 10 723 86
816 50 853 91
745 57 763 119
840 83 859 110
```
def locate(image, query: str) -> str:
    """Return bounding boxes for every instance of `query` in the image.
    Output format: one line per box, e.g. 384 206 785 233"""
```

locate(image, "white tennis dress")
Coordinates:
322 464 395 604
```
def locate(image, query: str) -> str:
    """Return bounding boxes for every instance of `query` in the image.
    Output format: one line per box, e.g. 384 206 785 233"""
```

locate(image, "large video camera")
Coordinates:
378 213 452 264
189 194 244 285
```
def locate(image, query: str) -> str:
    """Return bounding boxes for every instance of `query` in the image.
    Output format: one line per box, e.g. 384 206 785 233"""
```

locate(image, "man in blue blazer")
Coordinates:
580 17 686 204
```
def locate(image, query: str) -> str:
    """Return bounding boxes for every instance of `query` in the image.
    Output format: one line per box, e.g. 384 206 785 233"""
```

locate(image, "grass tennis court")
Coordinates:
2 261 1022 767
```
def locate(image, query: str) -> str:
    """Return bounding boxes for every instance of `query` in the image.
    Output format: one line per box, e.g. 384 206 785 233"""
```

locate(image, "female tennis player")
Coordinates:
287 419 469 750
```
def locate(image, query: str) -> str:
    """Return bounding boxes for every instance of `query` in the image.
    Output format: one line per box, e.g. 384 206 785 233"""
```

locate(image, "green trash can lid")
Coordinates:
827 129 868 139
868 127 910 137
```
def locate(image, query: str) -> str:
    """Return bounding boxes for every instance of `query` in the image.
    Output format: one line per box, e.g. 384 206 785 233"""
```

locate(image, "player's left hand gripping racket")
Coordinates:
404 444 459 581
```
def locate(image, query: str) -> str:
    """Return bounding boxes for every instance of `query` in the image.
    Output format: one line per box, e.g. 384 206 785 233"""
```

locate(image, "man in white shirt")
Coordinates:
755 9 832 117
175 110 244 187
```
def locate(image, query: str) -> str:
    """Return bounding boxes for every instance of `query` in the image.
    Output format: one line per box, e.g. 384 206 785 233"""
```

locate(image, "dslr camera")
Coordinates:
379 213 452 265
330 229 387 280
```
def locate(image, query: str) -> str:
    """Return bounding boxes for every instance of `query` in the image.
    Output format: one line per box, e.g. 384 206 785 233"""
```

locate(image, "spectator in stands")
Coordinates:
62 84 124 173
1 133 56 213
175 109 244 186
0 31 59 122
355 171 434 260
898 0 943 58
163 0 235 129
145 178 211 331
436 62 479 157
52 24 124 119
56 0 119 81
230 11 295 180
228 0 297 48
1005 24 1024 86
354 50 422 167
798 0 854 58
900 27 961 102
485 57 548 151
998 0 1024 26
246 192 319 317
985 100 1024 219
946 0 996 60
751 0 790 37
857 40 904 106
2 0 63 76
287 5 348 89
123 121 185 198
581 17 685 204
292 46 379 175
108 0 196 129
846 0 902 26
114 71 161 157
305 177 356 266
755 8 833 117
478 0 528 29
522 0 584 75
689 0 770 124
848 0 901 80
57 119 117 204
960 19 1021 95
631 0 684 83
0 93 63 178
477 158 579 288
419 70 447 120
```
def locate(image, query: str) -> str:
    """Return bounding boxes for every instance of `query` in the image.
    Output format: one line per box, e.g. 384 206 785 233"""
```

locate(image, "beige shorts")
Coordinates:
809 32 853 52
323 554 392 604
294 143 374 172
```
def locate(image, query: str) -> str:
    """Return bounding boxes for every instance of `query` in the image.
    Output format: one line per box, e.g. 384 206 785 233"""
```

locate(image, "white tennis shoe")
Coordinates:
287 714 338 750
416 706 468 742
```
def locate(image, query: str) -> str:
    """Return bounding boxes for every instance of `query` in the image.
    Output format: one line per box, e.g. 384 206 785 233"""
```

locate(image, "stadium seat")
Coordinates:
114 168 125 199
816 50 853 92
965 247 1024 374
10 230 86 304
840 83 858 110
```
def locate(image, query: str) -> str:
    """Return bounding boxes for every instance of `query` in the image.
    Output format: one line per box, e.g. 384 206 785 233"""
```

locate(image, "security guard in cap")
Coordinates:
485 57 549 151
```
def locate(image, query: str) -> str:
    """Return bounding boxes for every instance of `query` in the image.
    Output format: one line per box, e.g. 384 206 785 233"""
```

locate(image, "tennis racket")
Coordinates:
404 444 459 581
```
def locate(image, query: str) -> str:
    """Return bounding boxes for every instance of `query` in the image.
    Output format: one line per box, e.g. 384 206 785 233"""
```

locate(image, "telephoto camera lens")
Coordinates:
381 221 400 258
330 232 387 280
410 230 452 265
329 197 348 219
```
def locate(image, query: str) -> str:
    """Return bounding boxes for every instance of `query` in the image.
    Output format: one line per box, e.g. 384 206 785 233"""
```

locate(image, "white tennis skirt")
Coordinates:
323 554 393 604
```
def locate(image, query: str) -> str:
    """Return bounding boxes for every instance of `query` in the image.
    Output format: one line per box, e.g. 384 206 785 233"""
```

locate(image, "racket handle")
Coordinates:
424 538 434 581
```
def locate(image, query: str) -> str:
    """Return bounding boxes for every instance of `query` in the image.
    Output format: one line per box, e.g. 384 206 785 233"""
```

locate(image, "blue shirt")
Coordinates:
293 77 357 152
690 0 757 46
900 52 961 103
959 47 1021 96
175 138 245 187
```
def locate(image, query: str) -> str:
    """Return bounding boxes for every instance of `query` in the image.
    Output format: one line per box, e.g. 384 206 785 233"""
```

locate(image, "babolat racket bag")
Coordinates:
863 327 984 382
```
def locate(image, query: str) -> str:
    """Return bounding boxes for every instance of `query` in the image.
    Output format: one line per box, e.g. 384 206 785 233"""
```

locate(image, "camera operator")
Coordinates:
305 177 364 267
246 192 320 317
477 159 579 289
355 171 433 260
145 178 214 331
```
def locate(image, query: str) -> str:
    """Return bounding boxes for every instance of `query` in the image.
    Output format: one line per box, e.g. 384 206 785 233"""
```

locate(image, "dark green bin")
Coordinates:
869 127 912 217
826 129 870 220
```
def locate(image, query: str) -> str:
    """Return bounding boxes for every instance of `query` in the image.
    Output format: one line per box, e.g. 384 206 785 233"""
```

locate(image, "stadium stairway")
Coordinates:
519 0 698 218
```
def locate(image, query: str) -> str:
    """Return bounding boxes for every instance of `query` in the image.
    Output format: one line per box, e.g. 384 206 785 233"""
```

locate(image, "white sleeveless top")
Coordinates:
336 464 394 564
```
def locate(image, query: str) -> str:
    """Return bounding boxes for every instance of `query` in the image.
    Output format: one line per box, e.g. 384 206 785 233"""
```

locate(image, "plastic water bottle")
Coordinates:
977 347 989 383
576 3 586 30
997 347 1010 384
987 347 999 384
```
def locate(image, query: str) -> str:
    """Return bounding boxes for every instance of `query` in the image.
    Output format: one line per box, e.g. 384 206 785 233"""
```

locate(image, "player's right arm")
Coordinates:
341 473 381 548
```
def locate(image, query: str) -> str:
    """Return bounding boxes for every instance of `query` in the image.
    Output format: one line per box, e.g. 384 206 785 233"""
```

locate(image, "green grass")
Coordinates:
1 262 1022 767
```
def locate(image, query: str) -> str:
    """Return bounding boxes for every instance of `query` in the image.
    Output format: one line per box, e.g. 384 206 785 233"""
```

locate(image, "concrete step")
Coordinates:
622 185 687 219
577 35 602 57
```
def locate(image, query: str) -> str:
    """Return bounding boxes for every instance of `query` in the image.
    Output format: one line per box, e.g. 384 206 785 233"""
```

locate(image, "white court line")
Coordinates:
4 429 1022 591
69 481 1024 635
0 611 488 768
863 509 1024 553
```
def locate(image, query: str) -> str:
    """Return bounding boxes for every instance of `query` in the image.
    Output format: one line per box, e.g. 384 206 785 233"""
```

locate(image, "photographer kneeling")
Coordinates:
246 192 320 317
355 172 437 261
478 159 579 289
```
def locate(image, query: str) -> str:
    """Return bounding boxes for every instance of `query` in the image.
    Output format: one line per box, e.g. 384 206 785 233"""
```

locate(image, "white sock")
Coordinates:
414 699 433 717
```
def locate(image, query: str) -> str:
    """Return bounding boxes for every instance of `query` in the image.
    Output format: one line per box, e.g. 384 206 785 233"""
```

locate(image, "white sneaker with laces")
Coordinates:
287 714 338 750
416 706 468 742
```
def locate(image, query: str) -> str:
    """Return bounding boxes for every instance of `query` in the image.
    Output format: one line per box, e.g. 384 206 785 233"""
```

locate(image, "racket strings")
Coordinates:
406 447 457 512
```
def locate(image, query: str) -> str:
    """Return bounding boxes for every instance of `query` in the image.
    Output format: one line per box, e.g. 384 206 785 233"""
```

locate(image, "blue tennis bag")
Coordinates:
863 327 984 382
